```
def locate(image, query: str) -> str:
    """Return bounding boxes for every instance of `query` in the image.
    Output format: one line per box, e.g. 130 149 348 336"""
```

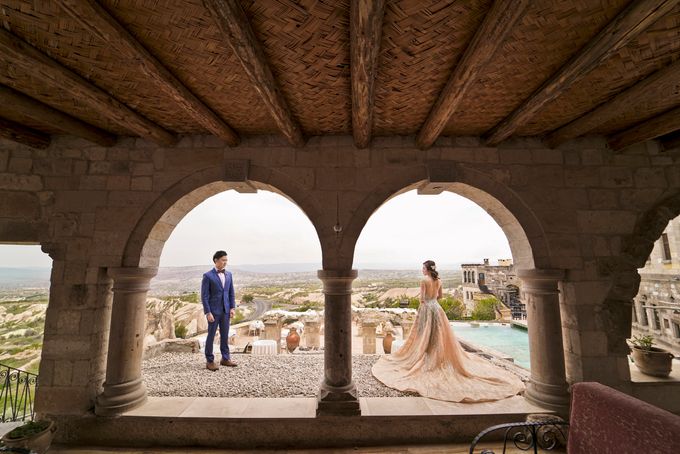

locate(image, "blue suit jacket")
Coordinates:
201 269 235 316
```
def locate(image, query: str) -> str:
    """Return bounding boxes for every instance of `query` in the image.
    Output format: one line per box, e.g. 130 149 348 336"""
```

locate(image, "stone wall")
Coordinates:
2 134 680 415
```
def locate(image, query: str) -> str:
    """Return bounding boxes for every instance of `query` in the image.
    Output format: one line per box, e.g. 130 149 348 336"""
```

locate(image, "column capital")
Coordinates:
317 269 357 295
517 269 565 294
108 267 158 292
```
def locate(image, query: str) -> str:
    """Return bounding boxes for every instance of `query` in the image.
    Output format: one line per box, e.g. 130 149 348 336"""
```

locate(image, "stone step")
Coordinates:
51 396 553 449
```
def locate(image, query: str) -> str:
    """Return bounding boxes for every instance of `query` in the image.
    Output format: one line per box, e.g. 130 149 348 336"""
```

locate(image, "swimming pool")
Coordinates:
450 322 531 369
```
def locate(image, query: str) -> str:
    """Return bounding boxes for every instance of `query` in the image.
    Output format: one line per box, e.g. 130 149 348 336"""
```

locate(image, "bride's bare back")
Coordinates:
420 277 442 301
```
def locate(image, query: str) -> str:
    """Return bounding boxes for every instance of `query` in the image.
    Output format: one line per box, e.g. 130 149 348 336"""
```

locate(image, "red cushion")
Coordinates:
568 382 680 454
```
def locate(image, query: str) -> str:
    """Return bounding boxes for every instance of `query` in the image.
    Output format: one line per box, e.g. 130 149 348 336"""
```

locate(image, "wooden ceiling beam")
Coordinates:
416 0 529 150
608 105 680 151
0 117 51 149
547 60 680 147
661 131 680 151
202 0 305 147
0 28 176 146
350 0 385 149
0 85 116 147
485 0 679 146
56 0 239 147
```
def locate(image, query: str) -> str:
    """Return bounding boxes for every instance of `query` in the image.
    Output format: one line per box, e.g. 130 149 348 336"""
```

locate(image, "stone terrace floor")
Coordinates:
48 444 566 453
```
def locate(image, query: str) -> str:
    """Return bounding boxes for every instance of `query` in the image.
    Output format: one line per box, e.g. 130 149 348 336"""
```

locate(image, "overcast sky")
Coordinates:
0 189 511 269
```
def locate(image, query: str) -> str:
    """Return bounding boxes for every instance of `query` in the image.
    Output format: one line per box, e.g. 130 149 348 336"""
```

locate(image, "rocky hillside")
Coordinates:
0 297 46 374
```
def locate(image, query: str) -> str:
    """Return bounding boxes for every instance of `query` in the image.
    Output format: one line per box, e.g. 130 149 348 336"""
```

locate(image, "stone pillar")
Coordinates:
517 269 570 414
263 318 282 353
317 269 360 416
304 320 321 349
362 320 377 354
400 316 415 340
95 267 157 416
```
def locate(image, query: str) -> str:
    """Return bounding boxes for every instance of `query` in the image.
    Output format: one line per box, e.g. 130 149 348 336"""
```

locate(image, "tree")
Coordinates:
438 296 465 320
242 293 254 304
471 297 498 321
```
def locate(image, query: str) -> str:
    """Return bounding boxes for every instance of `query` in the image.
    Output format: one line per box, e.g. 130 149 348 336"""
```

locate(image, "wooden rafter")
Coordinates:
0 28 176 146
547 60 680 147
202 0 305 147
608 105 680 151
350 0 385 149
56 0 239 147
0 117 50 149
0 85 116 147
416 0 529 150
661 131 680 151
485 0 680 146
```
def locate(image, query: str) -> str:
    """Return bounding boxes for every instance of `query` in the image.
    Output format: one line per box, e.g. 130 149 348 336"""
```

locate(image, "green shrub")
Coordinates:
290 301 321 312
438 297 465 320
6 420 50 439
230 309 245 324
174 321 188 339
241 293 254 304
631 334 655 350
471 297 498 321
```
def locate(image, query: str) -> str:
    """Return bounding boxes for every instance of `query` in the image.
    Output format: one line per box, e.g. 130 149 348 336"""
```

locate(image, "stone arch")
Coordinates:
342 164 551 271
598 192 680 356
123 165 324 268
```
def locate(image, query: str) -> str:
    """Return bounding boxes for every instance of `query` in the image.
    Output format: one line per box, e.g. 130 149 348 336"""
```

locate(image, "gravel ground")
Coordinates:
142 353 419 398
142 352 528 398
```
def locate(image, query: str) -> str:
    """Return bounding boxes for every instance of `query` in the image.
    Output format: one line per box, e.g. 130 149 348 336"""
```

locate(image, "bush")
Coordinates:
230 309 245 325
179 292 199 304
290 301 322 312
407 297 420 309
174 321 188 339
6 420 50 439
241 294 254 304
471 297 498 321
438 297 465 320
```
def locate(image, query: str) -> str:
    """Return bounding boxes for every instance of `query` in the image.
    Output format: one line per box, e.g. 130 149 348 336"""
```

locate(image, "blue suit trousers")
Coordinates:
205 312 230 363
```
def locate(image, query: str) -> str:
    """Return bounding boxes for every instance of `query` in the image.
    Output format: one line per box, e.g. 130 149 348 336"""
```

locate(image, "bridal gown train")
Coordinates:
372 298 525 402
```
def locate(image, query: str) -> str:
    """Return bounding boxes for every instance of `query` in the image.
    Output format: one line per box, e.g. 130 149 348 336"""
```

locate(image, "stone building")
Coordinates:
1 0 680 449
632 216 680 355
461 258 522 318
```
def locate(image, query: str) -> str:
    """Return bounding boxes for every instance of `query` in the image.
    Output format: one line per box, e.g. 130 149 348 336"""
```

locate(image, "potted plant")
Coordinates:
629 334 675 377
0 420 56 454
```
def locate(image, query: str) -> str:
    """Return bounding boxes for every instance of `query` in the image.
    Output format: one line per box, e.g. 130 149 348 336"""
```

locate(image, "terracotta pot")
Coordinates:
631 346 674 377
286 327 300 353
1 420 56 454
383 332 394 354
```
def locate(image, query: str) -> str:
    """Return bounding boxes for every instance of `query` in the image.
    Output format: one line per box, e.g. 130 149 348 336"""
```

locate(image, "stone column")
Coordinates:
95 267 157 416
263 318 283 352
304 319 321 349
362 320 377 354
317 270 360 416
517 269 570 414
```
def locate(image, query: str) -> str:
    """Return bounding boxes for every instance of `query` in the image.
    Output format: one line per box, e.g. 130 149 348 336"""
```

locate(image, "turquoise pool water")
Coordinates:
450 322 531 369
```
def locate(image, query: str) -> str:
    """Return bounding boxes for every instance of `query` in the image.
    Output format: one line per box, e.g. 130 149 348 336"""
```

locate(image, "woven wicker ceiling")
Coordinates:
0 0 679 149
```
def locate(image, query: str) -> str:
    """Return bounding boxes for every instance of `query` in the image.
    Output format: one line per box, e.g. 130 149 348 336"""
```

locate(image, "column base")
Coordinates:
95 378 147 416
525 379 570 415
317 381 360 416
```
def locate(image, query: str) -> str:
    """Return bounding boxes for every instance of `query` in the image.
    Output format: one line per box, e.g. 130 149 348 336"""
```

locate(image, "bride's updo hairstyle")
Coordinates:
423 260 439 280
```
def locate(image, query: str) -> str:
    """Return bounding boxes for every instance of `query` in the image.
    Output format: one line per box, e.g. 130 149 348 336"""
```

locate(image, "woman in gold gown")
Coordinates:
372 260 524 402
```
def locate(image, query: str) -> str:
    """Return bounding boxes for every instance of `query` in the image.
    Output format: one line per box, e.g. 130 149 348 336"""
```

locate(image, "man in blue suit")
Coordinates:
201 250 237 370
